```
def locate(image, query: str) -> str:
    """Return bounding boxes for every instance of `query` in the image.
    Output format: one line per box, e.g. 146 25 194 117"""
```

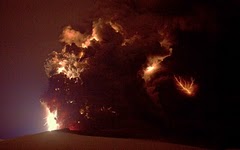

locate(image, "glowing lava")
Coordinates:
46 109 59 131
174 75 197 96
41 102 59 131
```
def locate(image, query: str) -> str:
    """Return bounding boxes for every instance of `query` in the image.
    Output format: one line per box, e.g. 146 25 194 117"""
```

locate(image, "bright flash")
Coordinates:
41 102 59 131
146 65 156 73
174 75 197 96
142 56 162 81
57 66 66 74
143 62 159 81
46 109 59 131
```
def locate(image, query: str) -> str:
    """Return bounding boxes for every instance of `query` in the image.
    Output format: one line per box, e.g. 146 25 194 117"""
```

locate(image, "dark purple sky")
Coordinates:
0 0 93 139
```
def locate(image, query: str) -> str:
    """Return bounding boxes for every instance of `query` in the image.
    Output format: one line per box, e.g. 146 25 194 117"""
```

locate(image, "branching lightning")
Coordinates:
174 75 198 96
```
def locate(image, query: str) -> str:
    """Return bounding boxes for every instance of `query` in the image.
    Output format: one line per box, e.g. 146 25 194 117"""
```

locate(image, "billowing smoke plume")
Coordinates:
41 0 217 131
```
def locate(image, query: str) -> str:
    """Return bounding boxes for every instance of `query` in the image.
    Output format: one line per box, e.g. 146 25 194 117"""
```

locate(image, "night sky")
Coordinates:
0 0 239 148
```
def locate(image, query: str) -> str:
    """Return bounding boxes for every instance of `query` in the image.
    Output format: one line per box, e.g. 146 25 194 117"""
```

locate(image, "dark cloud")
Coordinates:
41 0 219 145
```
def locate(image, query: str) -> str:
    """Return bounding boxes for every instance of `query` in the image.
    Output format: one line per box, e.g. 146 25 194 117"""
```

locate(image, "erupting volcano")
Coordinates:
40 0 217 133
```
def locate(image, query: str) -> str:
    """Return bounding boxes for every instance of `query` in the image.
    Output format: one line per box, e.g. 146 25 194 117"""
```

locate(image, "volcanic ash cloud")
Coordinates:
41 0 216 131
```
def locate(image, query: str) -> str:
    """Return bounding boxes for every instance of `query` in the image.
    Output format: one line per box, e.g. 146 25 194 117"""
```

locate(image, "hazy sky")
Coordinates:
0 0 94 138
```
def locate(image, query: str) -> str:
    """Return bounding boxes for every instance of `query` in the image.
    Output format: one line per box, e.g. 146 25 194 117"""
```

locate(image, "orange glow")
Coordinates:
142 55 167 81
81 38 91 48
91 25 100 42
143 59 159 81
174 75 197 96
146 66 155 73
81 29 99 48
145 62 159 74
57 66 66 74
122 35 140 46
79 51 84 59
60 26 84 47
45 49 87 80
142 34 173 82
108 21 124 34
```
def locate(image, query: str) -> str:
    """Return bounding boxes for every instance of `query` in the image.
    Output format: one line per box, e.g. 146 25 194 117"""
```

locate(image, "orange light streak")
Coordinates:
174 75 197 96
